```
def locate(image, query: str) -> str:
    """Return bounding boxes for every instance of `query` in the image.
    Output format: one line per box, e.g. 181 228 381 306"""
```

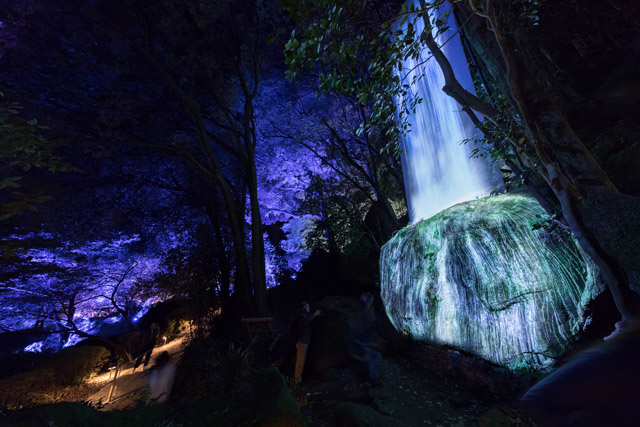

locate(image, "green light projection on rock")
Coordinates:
380 194 602 369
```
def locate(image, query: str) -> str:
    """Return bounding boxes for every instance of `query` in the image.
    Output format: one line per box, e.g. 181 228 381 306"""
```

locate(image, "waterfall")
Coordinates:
381 3 601 370
397 3 503 222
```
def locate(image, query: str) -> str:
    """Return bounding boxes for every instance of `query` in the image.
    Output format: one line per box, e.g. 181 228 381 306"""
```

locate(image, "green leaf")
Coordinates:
1 176 22 190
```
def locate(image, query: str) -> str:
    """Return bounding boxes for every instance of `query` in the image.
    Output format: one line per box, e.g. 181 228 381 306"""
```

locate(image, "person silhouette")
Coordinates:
293 301 320 384
345 292 381 386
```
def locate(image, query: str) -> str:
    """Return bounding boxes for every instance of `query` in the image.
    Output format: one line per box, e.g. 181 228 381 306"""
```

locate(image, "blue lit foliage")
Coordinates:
0 0 278 315
0 0 405 343
0 229 184 352
280 0 411 250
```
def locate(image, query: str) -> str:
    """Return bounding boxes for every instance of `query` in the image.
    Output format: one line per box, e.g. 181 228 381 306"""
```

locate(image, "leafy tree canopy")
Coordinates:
282 0 449 156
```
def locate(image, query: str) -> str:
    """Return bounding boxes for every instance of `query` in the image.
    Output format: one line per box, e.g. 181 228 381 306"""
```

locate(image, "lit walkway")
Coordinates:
86 333 187 409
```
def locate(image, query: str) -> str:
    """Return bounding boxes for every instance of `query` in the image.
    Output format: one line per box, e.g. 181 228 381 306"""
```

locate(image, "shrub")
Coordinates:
0 352 40 380
117 330 146 360
226 368 304 427
0 369 57 409
158 319 186 344
40 345 110 386
171 338 222 398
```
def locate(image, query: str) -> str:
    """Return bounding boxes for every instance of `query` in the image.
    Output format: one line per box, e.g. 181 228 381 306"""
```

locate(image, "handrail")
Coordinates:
105 346 157 403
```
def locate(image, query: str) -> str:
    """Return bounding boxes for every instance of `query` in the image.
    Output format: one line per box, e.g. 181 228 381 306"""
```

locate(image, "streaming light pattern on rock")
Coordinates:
380 194 602 369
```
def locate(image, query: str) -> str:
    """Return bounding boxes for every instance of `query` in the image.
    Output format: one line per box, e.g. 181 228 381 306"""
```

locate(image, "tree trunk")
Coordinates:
216 172 255 317
482 2 640 321
73 329 132 362
203 197 232 313
247 148 268 315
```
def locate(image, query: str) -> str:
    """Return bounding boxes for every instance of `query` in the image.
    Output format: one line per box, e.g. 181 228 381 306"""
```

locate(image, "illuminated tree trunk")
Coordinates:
239 46 268 316
474 1 640 321
247 150 268 315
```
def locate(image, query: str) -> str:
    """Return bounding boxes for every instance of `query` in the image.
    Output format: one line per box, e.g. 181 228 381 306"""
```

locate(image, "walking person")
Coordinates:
345 292 382 386
294 301 321 385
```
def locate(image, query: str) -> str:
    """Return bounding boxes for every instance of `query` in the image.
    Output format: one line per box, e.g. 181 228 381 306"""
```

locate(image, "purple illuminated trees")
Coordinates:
1 0 403 329
0 231 171 359
82 0 274 316
0 0 285 316
260 76 406 255
279 5 408 249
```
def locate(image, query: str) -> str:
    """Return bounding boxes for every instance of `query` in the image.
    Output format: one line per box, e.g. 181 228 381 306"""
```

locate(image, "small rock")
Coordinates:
477 407 512 427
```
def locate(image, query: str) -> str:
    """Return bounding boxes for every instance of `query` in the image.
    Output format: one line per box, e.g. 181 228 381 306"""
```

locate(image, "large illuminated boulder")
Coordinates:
380 193 602 370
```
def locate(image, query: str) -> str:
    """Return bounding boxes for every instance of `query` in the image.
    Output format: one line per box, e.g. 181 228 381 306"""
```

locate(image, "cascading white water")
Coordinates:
397 4 503 222
381 3 601 370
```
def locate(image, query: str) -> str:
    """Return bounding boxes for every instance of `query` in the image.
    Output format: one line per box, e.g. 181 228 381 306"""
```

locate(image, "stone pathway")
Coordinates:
86 334 186 410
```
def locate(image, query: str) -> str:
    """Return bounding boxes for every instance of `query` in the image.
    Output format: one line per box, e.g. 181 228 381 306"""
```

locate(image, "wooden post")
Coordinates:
240 317 274 340
267 320 274 339
268 333 282 352
107 362 121 403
